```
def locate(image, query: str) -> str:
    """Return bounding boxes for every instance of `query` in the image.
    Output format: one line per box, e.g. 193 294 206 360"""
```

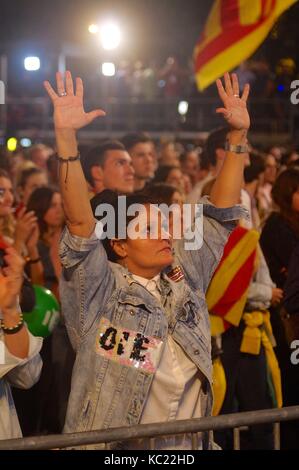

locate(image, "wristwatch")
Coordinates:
225 141 249 154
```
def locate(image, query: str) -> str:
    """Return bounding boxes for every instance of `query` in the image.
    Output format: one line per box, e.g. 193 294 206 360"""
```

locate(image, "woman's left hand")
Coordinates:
216 72 250 132
15 207 38 247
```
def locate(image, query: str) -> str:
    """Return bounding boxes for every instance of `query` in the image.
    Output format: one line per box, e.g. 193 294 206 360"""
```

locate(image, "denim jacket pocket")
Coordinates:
114 295 156 332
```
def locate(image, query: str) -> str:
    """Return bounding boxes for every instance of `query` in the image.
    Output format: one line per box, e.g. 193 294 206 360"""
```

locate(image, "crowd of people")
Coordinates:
87 56 298 101
0 70 299 450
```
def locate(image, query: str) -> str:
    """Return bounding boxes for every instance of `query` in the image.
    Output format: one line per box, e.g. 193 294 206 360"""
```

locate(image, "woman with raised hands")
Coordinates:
44 71 250 450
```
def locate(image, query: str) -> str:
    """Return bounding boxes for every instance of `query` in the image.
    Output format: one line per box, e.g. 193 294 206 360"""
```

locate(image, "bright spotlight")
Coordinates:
20 138 32 148
102 62 116 77
24 56 40 71
178 101 189 116
7 137 18 152
88 24 99 34
100 22 121 50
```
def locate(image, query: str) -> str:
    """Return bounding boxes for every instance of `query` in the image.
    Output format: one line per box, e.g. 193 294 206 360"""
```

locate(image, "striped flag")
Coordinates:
194 0 298 91
206 226 260 336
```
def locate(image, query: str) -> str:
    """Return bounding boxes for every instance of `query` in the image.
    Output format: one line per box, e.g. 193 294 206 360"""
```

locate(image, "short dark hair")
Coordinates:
244 153 265 183
82 140 125 186
90 189 155 262
121 132 152 152
201 127 229 168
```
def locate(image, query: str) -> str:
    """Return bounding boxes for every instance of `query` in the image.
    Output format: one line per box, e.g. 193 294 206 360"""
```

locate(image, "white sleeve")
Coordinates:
0 328 43 389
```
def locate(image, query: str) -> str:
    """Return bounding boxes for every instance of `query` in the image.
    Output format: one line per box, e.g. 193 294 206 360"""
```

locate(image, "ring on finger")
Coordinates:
59 91 67 97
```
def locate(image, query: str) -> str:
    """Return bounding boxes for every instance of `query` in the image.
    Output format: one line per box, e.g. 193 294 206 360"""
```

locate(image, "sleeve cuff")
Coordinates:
60 226 99 253
0 329 42 378
4 329 42 365
59 225 101 269
199 196 250 224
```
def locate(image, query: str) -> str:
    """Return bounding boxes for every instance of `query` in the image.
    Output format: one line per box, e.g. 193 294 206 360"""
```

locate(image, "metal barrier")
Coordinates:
0 406 298 450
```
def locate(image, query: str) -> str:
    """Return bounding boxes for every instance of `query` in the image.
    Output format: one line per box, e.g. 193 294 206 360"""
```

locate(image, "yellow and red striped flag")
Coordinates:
206 226 260 336
194 0 298 91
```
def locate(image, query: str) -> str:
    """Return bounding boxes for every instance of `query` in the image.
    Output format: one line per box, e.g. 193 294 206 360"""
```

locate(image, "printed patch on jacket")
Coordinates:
95 318 164 374
166 265 185 282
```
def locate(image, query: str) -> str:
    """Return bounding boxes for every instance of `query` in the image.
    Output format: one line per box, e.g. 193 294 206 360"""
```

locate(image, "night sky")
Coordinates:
1 0 299 63
1 0 299 95
0 0 213 59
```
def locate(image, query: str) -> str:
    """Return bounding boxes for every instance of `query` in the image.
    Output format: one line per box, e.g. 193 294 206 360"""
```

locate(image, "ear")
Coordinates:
110 239 128 259
216 148 226 161
91 165 104 183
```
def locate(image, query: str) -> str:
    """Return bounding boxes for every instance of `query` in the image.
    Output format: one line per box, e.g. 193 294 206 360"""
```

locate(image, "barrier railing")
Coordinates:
0 406 298 450
0 96 296 138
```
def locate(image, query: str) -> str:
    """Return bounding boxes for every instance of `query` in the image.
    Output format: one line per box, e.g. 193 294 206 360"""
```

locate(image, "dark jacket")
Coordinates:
283 242 299 315
260 212 299 288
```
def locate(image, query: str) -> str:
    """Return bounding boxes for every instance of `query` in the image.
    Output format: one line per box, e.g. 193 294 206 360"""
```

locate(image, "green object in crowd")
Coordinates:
23 285 60 338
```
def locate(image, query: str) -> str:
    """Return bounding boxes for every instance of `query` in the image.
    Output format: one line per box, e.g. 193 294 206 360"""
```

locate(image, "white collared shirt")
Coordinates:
129 274 203 450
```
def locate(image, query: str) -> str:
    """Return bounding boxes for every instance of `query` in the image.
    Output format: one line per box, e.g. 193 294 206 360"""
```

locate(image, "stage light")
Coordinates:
88 24 99 34
102 62 116 77
20 138 32 148
178 101 189 116
100 22 121 50
7 137 18 152
24 57 40 71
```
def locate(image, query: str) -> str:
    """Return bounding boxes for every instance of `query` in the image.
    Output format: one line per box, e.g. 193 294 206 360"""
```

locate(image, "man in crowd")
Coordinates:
187 127 229 204
121 132 156 191
82 140 135 195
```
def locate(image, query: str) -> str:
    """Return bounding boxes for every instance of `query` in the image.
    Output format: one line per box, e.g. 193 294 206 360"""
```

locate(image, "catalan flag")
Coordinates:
194 0 298 90
206 226 260 336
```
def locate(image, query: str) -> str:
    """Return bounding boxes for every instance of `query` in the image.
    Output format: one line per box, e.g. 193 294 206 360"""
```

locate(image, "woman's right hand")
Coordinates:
44 71 106 131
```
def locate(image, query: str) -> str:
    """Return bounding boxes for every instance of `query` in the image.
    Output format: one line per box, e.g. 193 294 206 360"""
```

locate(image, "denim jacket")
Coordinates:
59 198 247 449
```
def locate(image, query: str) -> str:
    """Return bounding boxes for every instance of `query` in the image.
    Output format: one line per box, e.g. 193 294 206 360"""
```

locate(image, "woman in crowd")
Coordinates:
260 168 299 288
153 165 185 194
13 186 68 436
27 186 75 433
0 246 42 440
17 167 48 207
27 187 64 299
260 168 299 449
142 182 184 206
0 169 43 285
44 70 249 449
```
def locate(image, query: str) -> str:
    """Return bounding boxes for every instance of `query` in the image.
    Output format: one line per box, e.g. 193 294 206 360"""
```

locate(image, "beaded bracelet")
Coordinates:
0 313 24 335
55 153 81 183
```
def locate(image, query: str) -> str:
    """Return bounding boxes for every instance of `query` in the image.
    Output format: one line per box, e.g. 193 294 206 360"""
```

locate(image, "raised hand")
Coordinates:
44 71 106 130
216 72 250 131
